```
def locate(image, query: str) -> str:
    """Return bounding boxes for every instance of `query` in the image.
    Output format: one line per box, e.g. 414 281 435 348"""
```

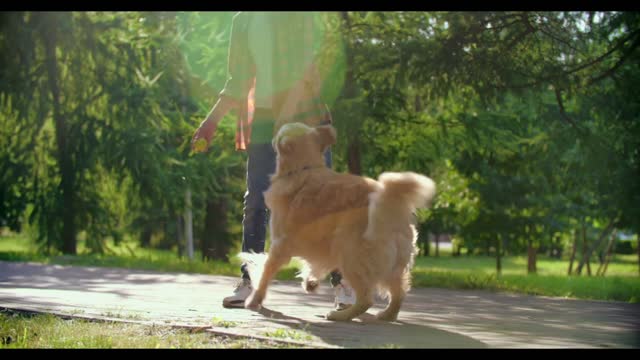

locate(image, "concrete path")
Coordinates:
0 261 638 348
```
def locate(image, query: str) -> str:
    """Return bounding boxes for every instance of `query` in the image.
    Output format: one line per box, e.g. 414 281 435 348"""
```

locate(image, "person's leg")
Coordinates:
324 146 342 283
322 146 356 308
223 140 276 308
325 146 343 284
323 146 333 168
329 272 342 286
324 146 343 283
240 142 277 279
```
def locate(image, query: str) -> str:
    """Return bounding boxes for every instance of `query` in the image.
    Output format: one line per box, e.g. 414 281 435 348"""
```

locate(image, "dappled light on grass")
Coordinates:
1 234 638 302
0 311 297 348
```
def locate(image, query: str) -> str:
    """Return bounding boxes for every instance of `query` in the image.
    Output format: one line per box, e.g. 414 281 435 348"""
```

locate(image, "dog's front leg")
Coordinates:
245 249 291 310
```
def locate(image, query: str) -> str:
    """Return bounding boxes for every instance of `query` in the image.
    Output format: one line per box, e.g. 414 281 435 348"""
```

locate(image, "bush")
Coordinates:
615 240 636 255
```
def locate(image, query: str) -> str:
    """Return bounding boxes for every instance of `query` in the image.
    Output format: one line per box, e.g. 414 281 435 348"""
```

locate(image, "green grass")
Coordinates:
264 328 313 342
412 269 640 302
412 252 640 302
211 317 238 328
0 310 300 348
0 233 300 280
1 233 639 303
414 252 639 277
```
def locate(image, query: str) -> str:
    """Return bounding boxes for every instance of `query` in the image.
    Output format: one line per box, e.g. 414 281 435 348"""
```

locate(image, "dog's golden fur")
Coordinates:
242 123 436 321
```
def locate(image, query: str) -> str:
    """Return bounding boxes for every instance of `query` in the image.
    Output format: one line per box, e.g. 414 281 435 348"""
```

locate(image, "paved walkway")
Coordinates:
0 261 638 348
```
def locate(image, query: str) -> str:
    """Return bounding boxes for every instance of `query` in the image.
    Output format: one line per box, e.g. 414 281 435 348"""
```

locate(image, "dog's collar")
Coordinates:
274 165 322 181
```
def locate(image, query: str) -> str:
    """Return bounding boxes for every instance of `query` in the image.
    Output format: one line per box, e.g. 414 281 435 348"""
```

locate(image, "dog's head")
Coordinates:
272 123 337 172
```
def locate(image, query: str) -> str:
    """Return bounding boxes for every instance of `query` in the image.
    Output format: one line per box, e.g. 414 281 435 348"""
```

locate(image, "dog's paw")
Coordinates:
303 278 319 293
375 310 398 322
244 293 263 311
325 310 353 322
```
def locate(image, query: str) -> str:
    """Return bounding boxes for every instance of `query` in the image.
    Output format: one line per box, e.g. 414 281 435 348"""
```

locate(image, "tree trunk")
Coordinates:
576 219 616 275
597 229 617 276
201 198 231 261
568 229 578 275
496 234 502 276
577 222 588 275
184 188 194 260
454 241 461 256
41 12 76 254
423 232 430 256
140 226 152 248
176 216 184 258
347 139 362 175
527 236 537 274
584 225 592 275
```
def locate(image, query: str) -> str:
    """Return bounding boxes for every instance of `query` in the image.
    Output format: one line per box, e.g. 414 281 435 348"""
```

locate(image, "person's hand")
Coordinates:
191 118 218 153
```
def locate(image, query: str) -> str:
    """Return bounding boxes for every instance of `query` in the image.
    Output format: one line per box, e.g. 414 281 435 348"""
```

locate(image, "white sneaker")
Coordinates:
222 279 253 309
334 282 356 310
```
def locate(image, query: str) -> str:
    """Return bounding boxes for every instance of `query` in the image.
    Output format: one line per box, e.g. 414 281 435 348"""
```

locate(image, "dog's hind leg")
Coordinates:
375 269 409 321
245 249 291 310
326 279 374 321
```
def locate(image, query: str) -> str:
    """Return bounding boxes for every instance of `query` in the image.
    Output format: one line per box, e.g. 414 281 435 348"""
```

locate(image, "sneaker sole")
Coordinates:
222 299 247 309
335 303 352 311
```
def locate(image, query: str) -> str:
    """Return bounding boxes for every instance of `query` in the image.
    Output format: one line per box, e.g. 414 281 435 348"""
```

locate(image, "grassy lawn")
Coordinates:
0 310 300 349
412 249 640 303
0 233 301 280
414 252 639 277
1 233 639 303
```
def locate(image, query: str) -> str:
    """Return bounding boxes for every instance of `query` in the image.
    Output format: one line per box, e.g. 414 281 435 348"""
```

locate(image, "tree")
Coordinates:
0 12 232 255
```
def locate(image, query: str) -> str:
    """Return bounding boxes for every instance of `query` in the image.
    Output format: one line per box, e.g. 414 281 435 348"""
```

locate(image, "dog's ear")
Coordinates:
315 125 337 149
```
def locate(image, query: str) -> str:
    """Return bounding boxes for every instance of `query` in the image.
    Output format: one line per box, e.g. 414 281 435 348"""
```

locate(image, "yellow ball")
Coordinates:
194 138 207 153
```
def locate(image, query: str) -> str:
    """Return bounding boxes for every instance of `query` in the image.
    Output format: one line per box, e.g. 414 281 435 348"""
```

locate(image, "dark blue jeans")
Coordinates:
240 123 341 287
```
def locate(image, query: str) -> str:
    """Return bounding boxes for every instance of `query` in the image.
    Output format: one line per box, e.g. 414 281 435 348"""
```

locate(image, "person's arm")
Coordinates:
191 96 238 152
192 12 254 152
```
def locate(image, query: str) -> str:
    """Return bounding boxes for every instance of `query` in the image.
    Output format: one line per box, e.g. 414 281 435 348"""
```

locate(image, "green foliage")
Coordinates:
0 12 248 256
615 240 637 255
1 12 638 278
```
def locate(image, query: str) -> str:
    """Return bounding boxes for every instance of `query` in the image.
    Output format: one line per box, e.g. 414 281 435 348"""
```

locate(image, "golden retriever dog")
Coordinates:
241 123 436 322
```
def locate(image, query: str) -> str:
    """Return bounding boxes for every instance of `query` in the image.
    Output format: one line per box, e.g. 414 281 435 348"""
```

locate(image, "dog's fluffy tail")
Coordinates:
364 172 436 241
